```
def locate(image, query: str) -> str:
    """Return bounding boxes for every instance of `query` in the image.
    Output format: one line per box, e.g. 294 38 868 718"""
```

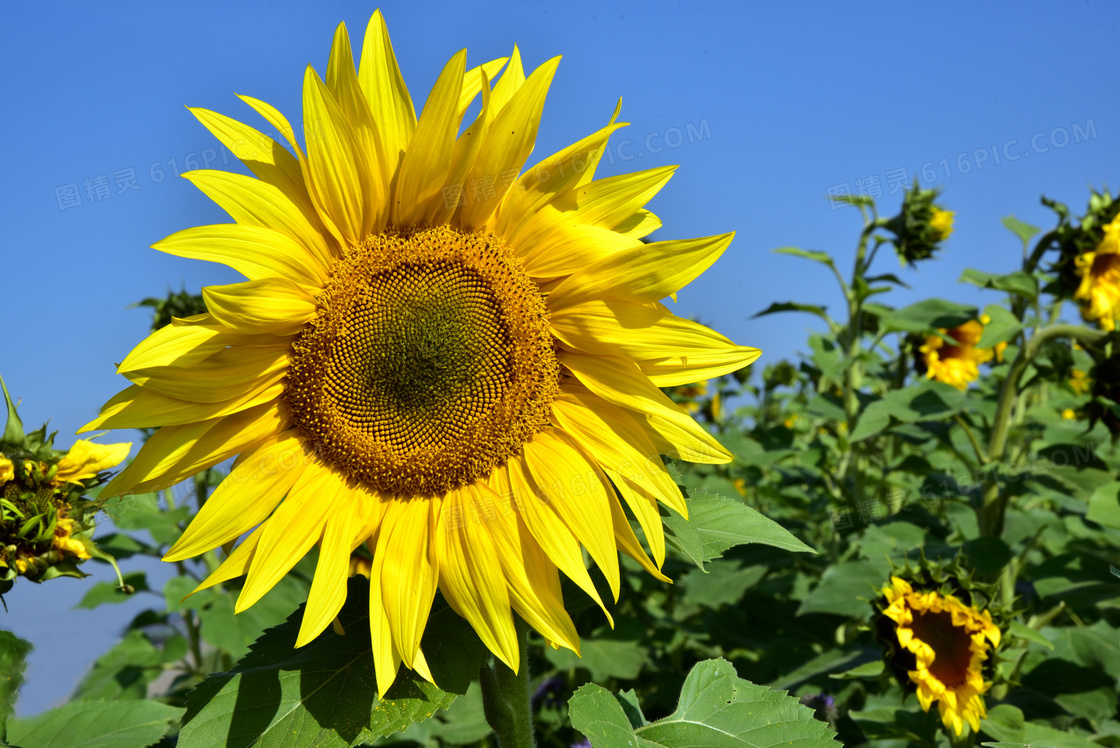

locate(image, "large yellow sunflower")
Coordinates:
880 577 1001 736
1075 214 1120 331
83 12 759 694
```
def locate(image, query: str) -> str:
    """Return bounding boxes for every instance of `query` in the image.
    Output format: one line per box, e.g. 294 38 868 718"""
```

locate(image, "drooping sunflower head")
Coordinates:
875 575 1001 736
84 12 760 694
884 181 952 265
918 319 999 390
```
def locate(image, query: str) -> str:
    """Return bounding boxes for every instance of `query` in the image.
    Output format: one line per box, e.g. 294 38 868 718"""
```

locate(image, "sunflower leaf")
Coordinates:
569 658 838 748
6 699 183 748
0 630 32 740
179 577 479 748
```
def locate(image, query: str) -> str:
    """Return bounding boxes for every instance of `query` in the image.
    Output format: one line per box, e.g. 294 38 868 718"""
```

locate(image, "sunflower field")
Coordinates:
3 9 1120 748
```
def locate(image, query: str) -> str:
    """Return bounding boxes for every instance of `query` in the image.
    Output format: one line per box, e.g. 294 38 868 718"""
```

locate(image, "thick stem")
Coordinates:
979 325 1107 537
481 619 535 748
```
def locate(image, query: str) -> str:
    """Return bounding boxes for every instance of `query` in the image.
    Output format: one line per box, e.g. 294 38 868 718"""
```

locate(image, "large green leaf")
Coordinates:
71 629 187 702
0 630 31 738
879 299 977 333
179 577 483 748
688 493 814 564
796 560 881 619
960 268 1039 300
569 658 837 748
6 699 184 748
545 617 649 680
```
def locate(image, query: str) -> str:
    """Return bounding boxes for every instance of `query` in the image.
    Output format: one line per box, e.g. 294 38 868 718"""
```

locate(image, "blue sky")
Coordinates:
1 0 1117 715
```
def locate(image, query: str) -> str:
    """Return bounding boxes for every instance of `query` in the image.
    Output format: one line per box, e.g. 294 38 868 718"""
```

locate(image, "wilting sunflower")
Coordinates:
1075 214 1120 331
84 12 759 694
879 577 1001 736
919 319 998 390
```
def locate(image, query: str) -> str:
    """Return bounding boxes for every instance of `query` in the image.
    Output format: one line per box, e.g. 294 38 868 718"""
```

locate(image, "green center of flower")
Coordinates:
909 610 974 687
285 227 558 496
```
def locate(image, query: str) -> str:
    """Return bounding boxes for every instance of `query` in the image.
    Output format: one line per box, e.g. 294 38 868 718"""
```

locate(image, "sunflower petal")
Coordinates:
191 525 265 594
164 431 305 562
392 50 467 227
237 458 342 612
548 233 734 309
125 344 288 403
459 58 508 116
183 170 334 267
376 498 439 671
560 351 732 464
154 224 328 285
297 499 355 647
436 484 519 670
203 278 316 336
358 10 416 179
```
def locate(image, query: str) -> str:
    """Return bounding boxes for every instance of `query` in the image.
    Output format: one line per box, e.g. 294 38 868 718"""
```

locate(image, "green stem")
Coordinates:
480 619 535 748
952 414 987 466
979 324 1108 537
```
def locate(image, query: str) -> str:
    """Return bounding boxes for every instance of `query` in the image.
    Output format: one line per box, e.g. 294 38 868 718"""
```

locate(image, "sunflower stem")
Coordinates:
481 618 535 748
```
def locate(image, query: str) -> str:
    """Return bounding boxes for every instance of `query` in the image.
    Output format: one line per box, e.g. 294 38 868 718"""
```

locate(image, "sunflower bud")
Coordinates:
884 181 954 265
0 376 129 593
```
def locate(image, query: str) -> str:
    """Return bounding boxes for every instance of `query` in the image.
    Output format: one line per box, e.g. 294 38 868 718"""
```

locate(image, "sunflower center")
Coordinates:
285 227 558 496
1091 251 1120 281
909 610 974 688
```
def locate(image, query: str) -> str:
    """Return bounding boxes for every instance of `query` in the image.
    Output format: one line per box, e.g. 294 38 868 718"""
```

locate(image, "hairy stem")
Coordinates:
481 619 535 748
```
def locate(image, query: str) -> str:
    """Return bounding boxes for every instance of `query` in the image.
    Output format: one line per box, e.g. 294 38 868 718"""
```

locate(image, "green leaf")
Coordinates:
661 504 706 569
0 630 32 736
569 658 838 748
545 617 649 681
102 492 191 547
796 560 881 619
1001 214 1042 248
753 301 831 323
688 493 814 564
425 681 491 746
0 376 24 449
772 246 836 268
977 304 1024 348
879 298 977 333
71 629 186 702
677 561 766 608
6 699 184 748
962 537 1013 575
960 268 1039 300
829 659 884 680
180 577 481 748
1087 481 1120 529
74 572 148 609
1007 620 1054 650
195 574 308 659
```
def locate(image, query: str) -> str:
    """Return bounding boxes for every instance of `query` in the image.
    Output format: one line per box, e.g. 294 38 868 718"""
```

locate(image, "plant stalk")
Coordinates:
480 619 535 748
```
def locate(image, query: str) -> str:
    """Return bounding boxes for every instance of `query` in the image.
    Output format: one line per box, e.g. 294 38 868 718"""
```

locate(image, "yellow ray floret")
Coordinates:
84 10 759 695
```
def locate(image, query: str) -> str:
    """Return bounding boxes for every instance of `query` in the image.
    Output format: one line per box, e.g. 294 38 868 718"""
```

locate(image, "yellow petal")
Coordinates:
237 458 343 612
548 233 734 309
326 22 387 234
125 344 288 403
436 484 518 670
203 278 316 336
638 348 761 387
100 400 289 498
54 441 131 483
297 498 355 647
458 56 560 230
357 10 416 179
392 50 467 227
560 351 732 464
607 486 669 582
188 106 321 231
482 473 579 652
488 46 525 115
164 431 306 562
183 170 334 267
505 459 613 625
302 66 371 246
154 224 328 286
191 525 265 594
376 498 439 671
115 316 233 375
425 66 494 227
84 375 283 431
367 531 403 697
458 58 509 116
550 299 740 359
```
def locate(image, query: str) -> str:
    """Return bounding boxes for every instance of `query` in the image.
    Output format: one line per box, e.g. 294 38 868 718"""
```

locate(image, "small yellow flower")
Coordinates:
1062 408 1077 420
51 517 91 561
732 478 747 497
1070 369 1091 395
782 413 798 429
54 440 131 485
880 577 1001 736
920 320 997 390
1075 215 1120 331
930 208 955 240
0 455 12 486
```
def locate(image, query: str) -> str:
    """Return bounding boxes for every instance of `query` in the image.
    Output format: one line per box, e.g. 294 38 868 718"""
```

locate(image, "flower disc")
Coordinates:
286 226 558 495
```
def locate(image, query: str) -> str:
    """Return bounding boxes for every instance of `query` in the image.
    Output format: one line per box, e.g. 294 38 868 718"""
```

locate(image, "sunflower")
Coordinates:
919 319 997 390
1075 214 1120 331
879 577 1000 736
83 12 759 694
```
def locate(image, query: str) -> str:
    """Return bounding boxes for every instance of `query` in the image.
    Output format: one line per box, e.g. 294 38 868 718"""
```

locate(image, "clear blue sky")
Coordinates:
1 0 1116 715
